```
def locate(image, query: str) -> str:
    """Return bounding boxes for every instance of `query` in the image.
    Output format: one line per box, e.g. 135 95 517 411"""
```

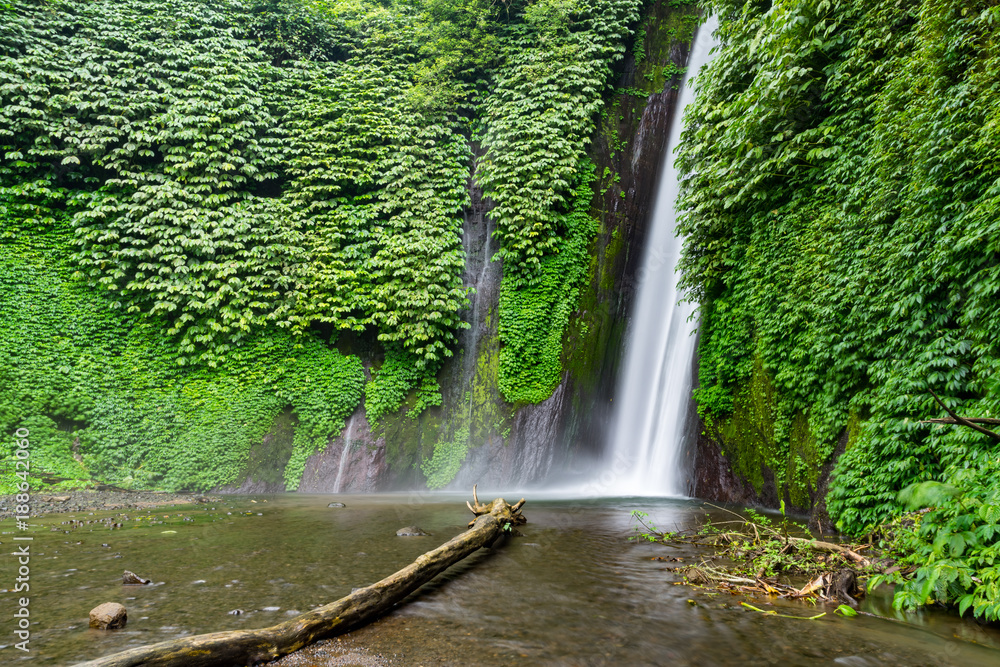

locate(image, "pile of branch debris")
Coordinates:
634 504 880 607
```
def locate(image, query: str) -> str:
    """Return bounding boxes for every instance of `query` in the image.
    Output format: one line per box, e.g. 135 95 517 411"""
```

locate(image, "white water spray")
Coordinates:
603 16 719 497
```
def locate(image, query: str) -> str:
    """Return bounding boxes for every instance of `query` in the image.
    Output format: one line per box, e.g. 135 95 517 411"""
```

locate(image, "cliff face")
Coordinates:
295 1 704 493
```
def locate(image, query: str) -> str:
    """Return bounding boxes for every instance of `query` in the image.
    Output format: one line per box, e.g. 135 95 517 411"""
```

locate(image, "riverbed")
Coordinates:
5 494 1000 666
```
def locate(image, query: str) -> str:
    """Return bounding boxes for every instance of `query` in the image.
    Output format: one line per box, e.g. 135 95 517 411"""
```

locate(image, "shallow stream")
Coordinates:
6 494 1000 666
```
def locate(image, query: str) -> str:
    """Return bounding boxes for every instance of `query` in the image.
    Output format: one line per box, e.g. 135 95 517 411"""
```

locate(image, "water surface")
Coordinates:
5 494 1000 666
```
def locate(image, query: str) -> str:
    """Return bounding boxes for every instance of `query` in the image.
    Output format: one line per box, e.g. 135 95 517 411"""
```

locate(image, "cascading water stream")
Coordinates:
603 16 719 497
332 413 358 493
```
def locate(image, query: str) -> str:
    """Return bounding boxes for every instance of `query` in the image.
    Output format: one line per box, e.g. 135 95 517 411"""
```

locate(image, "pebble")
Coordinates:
266 638 393 666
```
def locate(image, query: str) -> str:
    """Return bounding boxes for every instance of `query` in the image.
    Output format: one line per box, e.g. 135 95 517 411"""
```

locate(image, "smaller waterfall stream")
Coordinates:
603 16 719 496
332 413 358 493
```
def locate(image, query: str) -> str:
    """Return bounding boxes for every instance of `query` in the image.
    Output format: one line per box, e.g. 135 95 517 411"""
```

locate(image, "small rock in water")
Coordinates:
228 609 244 615
122 570 151 585
396 526 429 537
327 502 346 508
192 580 206 584
89 602 127 630
262 606 281 611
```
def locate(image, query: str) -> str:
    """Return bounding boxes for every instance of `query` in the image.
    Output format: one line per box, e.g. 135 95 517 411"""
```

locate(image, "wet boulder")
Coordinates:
396 526 429 536
327 502 346 508
122 570 151 585
89 602 127 629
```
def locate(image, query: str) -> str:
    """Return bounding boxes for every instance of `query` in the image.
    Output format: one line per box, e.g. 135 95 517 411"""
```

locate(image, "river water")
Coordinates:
7 494 1000 666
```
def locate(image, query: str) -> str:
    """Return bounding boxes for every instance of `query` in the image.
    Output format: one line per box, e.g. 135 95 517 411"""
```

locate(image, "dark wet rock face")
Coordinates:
89 602 127 629
396 526 429 537
299 408 389 493
691 422 850 533
453 382 568 489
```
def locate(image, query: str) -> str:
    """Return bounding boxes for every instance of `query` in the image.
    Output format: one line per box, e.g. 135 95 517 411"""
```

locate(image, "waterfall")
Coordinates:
603 16 719 497
332 413 358 493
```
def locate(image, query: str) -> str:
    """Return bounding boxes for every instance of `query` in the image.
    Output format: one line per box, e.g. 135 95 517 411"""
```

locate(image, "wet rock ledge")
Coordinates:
0 490 218 519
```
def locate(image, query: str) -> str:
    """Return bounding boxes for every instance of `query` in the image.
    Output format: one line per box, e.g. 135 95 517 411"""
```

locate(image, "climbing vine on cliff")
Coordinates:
676 0 1000 620
478 0 643 403
0 221 364 492
1 0 653 490
497 161 597 403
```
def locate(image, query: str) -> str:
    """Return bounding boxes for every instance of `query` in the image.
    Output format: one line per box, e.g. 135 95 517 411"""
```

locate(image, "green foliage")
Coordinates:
0 223 363 492
834 604 858 617
479 0 642 275
629 510 672 542
1 0 470 369
868 452 1000 622
0 0 650 493
497 162 597 403
420 423 470 489
676 0 1000 619
365 347 442 425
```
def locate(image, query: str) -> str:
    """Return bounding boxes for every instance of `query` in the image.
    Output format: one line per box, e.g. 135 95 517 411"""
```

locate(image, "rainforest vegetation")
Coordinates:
4 0 1000 626
0 0 643 490
678 0 1000 622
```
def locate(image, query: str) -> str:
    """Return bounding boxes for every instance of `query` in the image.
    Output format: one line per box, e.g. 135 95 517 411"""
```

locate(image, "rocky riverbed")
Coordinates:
0 489 219 519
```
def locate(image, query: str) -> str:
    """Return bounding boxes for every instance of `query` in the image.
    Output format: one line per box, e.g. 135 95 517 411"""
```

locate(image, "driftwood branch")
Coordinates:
74 491 527 667
785 537 870 567
927 389 1000 442
467 484 526 527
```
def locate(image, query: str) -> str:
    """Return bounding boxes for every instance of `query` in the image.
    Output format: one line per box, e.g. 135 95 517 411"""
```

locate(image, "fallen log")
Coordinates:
74 491 527 667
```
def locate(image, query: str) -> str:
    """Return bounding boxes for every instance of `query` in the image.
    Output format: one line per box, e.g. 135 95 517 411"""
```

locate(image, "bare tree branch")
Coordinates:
927 388 1000 442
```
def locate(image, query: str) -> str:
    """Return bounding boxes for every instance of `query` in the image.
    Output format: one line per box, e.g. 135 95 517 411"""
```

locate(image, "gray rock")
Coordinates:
89 602 127 630
122 570 150 585
396 526 429 537
327 502 346 508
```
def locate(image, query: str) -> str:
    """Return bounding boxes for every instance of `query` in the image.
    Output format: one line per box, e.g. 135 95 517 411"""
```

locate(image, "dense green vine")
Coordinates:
676 0 1000 620
0 219 363 492
497 161 597 403
472 0 643 405
1 0 649 492
479 0 642 276
421 423 471 489
1 0 471 369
